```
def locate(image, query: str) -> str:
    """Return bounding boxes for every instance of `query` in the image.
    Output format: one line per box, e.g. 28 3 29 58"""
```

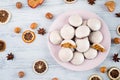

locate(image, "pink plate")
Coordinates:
48 10 111 71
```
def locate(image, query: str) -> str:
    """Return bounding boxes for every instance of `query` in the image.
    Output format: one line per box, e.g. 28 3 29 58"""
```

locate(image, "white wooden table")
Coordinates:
0 0 120 80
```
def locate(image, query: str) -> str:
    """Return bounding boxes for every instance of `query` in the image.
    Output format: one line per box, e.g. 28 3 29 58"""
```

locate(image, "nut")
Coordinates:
113 37 120 44
105 1 115 12
45 12 53 19
30 22 38 29
52 77 59 80
16 2 22 9
14 27 21 33
18 71 25 78
100 66 107 73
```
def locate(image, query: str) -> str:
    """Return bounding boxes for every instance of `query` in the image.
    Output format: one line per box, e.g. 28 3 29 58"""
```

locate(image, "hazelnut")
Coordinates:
16 2 22 9
52 77 59 80
18 71 25 78
14 27 21 33
45 12 53 19
30 22 38 29
100 66 107 73
113 37 120 44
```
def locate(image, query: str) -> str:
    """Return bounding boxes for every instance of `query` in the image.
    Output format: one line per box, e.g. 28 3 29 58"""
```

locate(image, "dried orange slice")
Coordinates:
22 30 35 43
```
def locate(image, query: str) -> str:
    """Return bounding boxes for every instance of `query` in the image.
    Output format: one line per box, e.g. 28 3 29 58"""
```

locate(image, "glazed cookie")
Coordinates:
22 30 36 43
60 24 75 39
33 60 48 74
92 43 105 52
50 30 63 45
84 48 98 59
71 51 84 65
87 18 101 31
0 9 11 24
68 15 82 27
75 25 90 38
76 37 90 52
58 48 73 62
89 31 103 44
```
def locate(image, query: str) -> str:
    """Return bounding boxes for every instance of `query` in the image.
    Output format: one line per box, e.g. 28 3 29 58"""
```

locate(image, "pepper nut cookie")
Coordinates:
68 15 82 27
92 43 105 52
22 30 35 43
0 9 11 24
71 51 84 65
33 60 48 74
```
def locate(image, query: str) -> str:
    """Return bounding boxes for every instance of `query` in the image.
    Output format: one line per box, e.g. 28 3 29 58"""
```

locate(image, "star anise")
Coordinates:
37 28 46 35
7 53 14 60
115 13 120 17
88 0 96 5
112 53 120 62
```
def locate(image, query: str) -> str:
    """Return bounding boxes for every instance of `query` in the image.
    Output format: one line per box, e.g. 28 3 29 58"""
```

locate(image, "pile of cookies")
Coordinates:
49 15 105 65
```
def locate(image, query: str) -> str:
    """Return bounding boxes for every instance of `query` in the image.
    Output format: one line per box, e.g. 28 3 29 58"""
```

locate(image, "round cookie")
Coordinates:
75 25 90 38
89 31 103 44
84 48 98 59
76 37 90 52
71 51 84 65
60 24 75 39
68 15 82 27
50 30 63 45
58 48 73 62
87 18 101 31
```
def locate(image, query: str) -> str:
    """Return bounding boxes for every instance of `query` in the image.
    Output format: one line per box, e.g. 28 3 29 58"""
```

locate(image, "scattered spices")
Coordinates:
115 13 120 17
52 77 59 80
88 0 96 5
104 1 116 12
0 40 6 52
112 53 120 62
100 66 107 73
45 12 53 19
0 10 9 23
37 28 46 35
16 2 22 9
14 27 21 33
7 53 14 60
30 22 38 29
18 71 25 78
22 30 35 43
33 60 48 74
107 67 120 80
113 37 120 44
